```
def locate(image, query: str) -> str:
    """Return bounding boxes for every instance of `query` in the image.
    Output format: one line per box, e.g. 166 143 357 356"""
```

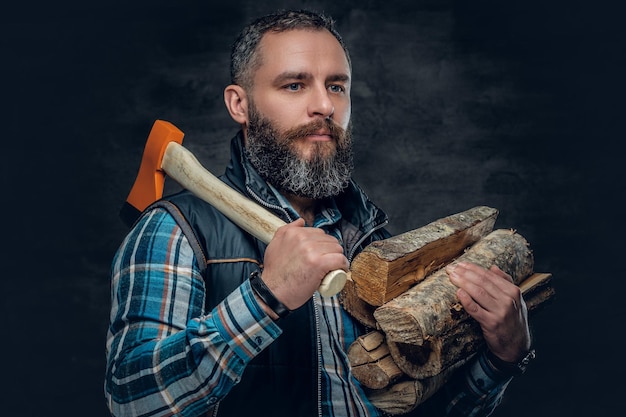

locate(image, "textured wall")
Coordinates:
2 1 622 416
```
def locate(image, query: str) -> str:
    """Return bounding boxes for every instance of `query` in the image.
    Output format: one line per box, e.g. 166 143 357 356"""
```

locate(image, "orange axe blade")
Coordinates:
120 120 184 226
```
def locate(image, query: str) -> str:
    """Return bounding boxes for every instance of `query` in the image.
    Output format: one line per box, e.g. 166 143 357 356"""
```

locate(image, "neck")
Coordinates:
284 192 320 226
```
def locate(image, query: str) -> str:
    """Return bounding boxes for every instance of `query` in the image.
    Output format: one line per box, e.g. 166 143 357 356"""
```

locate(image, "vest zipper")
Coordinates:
313 293 323 417
247 181 387 417
245 185 294 223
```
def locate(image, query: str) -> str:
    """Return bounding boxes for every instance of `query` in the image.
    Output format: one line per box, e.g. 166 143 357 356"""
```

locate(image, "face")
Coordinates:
241 29 354 198
247 29 351 154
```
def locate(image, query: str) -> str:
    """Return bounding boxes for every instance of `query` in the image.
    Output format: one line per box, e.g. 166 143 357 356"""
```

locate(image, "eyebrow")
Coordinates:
272 71 350 86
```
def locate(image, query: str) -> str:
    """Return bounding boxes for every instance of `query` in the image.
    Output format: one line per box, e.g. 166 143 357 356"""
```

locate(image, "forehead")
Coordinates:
254 29 351 79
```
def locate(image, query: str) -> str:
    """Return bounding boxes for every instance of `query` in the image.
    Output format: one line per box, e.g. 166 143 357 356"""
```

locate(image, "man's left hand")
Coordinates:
446 262 531 363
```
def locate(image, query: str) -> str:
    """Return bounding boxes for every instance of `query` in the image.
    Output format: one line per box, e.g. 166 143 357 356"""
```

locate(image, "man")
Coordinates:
105 9 533 417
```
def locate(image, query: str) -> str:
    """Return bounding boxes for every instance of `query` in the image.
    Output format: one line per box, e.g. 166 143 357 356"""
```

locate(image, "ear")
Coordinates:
224 84 249 126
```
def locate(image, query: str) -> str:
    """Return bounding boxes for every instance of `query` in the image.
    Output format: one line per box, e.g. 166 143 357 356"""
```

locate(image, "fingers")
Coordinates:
446 262 523 329
447 262 520 310
454 285 482 316
488 264 513 282
262 219 348 309
277 219 347 269
446 261 531 361
447 262 496 314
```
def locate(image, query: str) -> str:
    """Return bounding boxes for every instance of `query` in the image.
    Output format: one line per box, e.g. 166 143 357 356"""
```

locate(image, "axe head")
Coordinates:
119 120 185 227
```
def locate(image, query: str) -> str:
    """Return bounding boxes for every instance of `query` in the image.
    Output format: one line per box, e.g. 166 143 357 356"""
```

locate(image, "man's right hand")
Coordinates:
260 218 349 310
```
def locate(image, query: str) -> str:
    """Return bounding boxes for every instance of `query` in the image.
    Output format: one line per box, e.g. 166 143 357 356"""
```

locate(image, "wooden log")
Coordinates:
350 206 499 306
348 331 405 389
520 272 552 293
386 320 481 379
348 331 387 366
365 379 423 415
374 229 534 347
364 276 554 413
386 272 553 379
352 356 404 390
525 284 556 312
365 358 471 415
520 272 555 312
338 276 377 328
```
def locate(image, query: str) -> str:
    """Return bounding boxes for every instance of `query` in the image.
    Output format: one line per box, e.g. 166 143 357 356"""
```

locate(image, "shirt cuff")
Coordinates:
465 350 514 394
210 280 283 363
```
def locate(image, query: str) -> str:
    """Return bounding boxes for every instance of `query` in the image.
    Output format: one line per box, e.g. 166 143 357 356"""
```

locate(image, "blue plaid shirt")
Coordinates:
105 201 512 416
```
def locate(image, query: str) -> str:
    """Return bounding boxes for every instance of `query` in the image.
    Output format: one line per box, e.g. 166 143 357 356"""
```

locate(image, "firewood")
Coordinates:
520 272 555 312
348 331 387 366
525 285 556 311
365 379 423 415
520 272 552 293
350 206 499 306
362 276 553 413
374 229 534 348
352 356 405 390
365 358 471 415
386 320 481 379
522 273 555 310
338 276 377 328
348 331 405 389
385 273 553 379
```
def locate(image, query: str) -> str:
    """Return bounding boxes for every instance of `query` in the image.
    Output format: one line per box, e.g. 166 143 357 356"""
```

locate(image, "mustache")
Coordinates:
281 118 346 143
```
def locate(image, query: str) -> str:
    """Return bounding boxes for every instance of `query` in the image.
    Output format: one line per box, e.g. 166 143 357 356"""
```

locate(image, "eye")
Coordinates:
328 84 345 94
285 83 301 91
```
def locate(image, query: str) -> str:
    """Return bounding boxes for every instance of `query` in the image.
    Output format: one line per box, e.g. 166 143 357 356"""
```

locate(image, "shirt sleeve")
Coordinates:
104 208 282 416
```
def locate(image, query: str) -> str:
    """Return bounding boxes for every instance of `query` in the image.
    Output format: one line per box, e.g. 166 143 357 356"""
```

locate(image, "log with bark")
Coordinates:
347 274 552 387
364 358 471 415
348 206 499 306
374 229 534 348
350 275 554 413
340 207 555 414
385 273 553 379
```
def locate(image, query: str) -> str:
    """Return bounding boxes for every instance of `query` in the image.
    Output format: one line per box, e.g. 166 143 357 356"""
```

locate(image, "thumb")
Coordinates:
288 218 306 228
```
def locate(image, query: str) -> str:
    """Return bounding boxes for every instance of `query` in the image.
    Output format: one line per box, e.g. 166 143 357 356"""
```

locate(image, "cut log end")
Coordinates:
339 276 377 328
352 356 405 390
350 206 499 306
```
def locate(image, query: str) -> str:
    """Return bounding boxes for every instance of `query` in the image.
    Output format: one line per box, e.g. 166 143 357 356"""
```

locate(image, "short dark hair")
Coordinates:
230 9 351 89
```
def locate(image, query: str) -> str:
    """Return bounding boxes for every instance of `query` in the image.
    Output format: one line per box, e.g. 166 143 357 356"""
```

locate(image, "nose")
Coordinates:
308 84 335 119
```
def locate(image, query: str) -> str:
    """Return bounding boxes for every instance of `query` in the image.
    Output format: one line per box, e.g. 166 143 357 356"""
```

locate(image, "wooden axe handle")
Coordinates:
161 141 348 297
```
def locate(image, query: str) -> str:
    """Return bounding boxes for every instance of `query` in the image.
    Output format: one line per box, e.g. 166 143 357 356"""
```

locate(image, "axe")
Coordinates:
120 119 348 297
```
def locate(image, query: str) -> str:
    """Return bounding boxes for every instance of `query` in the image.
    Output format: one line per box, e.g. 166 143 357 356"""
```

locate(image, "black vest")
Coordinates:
149 133 390 416
153 192 318 417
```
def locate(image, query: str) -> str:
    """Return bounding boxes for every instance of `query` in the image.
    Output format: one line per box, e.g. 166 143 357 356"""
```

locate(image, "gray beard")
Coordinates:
244 107 354 200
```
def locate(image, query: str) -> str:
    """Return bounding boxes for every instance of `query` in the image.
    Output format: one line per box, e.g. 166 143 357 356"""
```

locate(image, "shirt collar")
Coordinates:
266 183 343 228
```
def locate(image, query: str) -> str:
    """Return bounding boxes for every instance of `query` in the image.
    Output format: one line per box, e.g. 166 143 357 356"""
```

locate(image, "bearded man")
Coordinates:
105 9 532 417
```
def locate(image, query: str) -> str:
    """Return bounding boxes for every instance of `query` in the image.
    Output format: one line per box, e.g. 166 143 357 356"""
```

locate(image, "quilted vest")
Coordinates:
151 132 389 416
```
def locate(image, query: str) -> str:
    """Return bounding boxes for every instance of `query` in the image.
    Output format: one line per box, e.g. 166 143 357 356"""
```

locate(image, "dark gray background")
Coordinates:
2 0 622 415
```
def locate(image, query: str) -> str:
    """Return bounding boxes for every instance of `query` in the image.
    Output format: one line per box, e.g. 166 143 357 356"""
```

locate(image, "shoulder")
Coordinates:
114 206 199 271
